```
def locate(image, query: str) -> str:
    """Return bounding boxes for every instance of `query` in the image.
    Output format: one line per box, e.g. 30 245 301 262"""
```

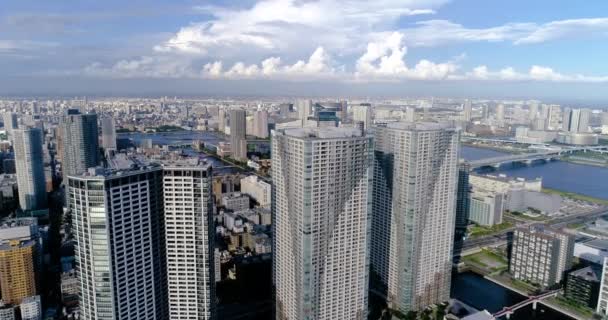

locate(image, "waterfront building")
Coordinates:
597 257 608 315
13 128 47 211
564 266 600 309
68 164 166 320
272 127 373 320
574 239 608 265
61 109 99 178
240 175 271 208
19 295 41 320
163 160 215 320
510 225 574 288
0 240 37 305
469 189 504 226
371 122 460 312
563 108 591 133
218 108 226 133
100 117 117 151
229 109 247 161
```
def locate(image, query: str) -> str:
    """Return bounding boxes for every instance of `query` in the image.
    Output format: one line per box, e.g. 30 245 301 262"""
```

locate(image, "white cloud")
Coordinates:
515 18 608 44
354 32 458 80
459 65 608 83
155 0 446 57
83 56 197 78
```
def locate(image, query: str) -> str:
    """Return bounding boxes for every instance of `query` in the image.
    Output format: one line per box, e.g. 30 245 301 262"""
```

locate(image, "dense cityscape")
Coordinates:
3 1 608 320
0 96 606 320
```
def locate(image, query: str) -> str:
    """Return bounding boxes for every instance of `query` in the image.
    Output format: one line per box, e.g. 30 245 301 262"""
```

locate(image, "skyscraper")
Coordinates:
272 127 373 320
100 117 117 151
563 108 591 133
2 113 18 138
253 110 269 138
68 164 166 320
61 109 99 178
218 108 226 133
163 161 215 320
495 104 505 124
297 99 312 126
462 99 472 122
229 109 247 161
13 128 47 211
371 122 459 312
0 240 37 305
352 104 372 131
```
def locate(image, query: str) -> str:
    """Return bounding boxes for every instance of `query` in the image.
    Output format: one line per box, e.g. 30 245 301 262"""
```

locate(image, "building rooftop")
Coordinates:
278 127 363 139
570 266 601 282
379 121 457 132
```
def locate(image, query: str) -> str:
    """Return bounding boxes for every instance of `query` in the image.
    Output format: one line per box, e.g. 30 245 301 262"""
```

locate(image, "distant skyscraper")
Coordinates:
0 240 38 305
100 117 117 151
371 122 459 312
19 295 41 320
297 99 312 126
253 110 269 138
61 109 99 178
2 113 18 138
163 161 215 320
481 105 489 120
404 107 416 122
462 99 472 122
547 105 562 130
352 104 372 131
272 127 373 320
13 128 47 211
229 109 247 161
495 104 505 124
563 108 591 133
68 164 166 320
218 108 227 133
529 102 539 120
339 100 348 121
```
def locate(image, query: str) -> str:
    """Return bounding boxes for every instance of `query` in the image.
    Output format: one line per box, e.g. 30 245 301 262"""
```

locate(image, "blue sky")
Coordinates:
2 0 608 102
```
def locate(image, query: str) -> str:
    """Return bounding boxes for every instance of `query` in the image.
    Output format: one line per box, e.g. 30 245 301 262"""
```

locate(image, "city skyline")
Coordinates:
2 1 608 102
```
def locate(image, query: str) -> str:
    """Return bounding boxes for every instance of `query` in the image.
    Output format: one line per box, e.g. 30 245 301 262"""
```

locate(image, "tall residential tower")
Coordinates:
61 109 99 178
371 122 460 312
272 127 373 320
13 128 47 211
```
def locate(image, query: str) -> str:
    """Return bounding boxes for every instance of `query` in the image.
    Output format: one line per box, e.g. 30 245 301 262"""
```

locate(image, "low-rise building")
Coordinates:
240 175 271 208
19 295 41 320
0 302 15 320
469 189 504 226
510 225 574 288
574 239 608 265
221 192 250 212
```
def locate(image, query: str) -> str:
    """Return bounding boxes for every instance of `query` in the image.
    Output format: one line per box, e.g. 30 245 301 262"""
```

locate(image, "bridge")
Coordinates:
493 289 560 319
466 146 608 169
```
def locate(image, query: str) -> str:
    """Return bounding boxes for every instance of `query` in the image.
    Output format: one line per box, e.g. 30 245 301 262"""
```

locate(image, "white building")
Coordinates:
597 257 608 315
61 109 99 178
240 175 271 208
574 239 608 265
19 295 41 320
221 192 250 212
163 160 215 320
13 128 47 211
272 127 373 320
2 113 18 139
469 189 504 226
352 104 372 131
0 302 14 320
371 122 459 312
253 110 269 138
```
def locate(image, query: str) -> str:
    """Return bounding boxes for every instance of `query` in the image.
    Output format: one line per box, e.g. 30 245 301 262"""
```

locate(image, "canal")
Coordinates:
451 272 574 319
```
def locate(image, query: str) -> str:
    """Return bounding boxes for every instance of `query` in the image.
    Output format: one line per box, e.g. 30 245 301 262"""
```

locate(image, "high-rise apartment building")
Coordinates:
272 127 373 320
13 128 47 211
371 122 459 312
240 175 271 208
563 108 590 133
68 164 166 320
0 240 37 305
462 99 472 122
100 117 117 151
61 109 99 178
297 99 312 126
163 161 215 320
2 113 18 138
510 225 574 288
229 109 247 161
218 109 226 133
0 302 14 320
352 104 372 131
253 110 269 139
